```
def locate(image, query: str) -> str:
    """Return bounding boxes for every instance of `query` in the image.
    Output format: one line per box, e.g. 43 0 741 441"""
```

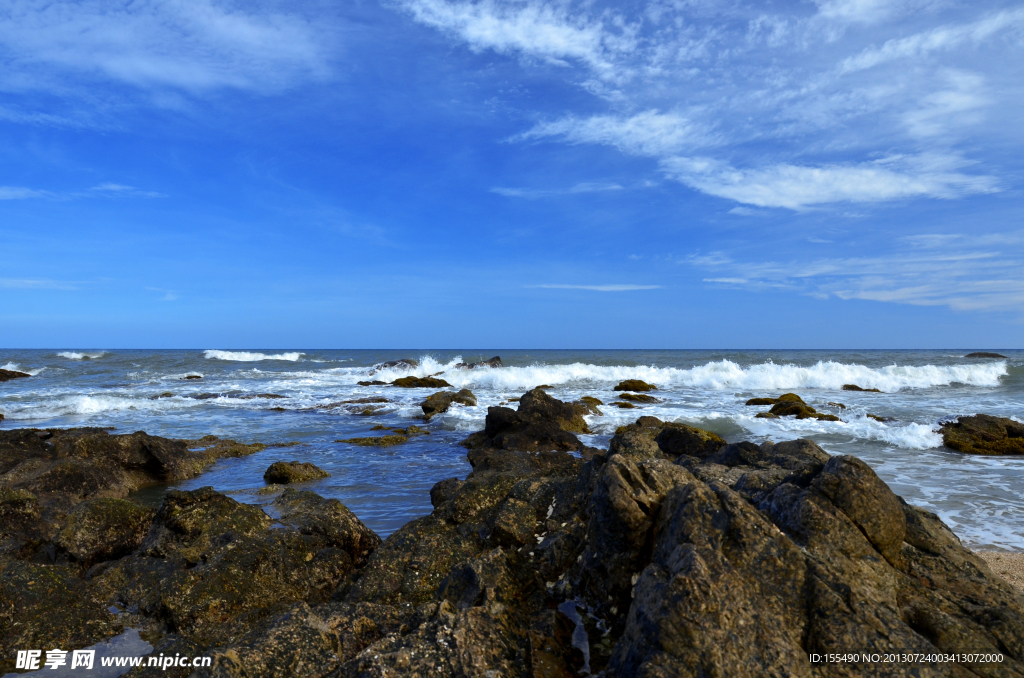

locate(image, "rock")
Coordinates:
613 379 657 392
610 417 725 460
371 359 419 375
149 391 175 400
338 435 408 447
867 413 896 423
940 414 1024 455
768 400 840 421
392 425 430 437
965 352 1009 359
264 461 330 484
454 356 502 369
0 369 30 382
745 397 776 405
842 383 882 392
357 380 386 386
612 401 636 409
618 392 659 403
745 393 805 406
421 389 477 419
391 376 452 388
237 393 287 400
462 388 590 453
182 375 202 380
53 498 154 565
827 401 847 409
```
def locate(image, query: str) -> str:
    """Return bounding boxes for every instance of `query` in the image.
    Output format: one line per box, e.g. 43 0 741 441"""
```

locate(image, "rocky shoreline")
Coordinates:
2 389 1023 677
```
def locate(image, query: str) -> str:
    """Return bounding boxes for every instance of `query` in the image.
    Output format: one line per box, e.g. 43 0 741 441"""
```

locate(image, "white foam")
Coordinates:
1 362 46 376
373 356 1007 393
1 394 200 420
204 350 304 362
57 351 107 360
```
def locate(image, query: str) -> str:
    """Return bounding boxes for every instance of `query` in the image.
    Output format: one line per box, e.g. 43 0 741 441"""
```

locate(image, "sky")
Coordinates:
1 0 1023 348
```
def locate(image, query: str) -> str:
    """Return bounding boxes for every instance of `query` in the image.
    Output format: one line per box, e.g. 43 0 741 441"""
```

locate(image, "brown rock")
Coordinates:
613 379 657 392
940 414 1024 455
264 461 330 484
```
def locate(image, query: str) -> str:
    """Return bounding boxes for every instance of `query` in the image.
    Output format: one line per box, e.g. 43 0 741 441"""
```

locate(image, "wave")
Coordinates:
204 350 304 362
0 394 199 420
362 356 1007 393
57 351 107 360
1 362 46 376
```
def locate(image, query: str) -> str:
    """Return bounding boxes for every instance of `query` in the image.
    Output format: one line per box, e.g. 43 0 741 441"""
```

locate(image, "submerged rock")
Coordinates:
263 461 330 484
618 392 659 403
940 414 1024 455
0 369 30 382
338 435 408 447
391 376 452 388
613 379 657 392
421 389 477 419
370 359 419 375
454 356 502 369
746 394 840 421
357 380 387 386
842 383 883 392
965 352 1009 359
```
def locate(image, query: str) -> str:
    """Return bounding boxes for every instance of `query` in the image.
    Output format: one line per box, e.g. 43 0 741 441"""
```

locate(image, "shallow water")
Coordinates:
1 349 1021 549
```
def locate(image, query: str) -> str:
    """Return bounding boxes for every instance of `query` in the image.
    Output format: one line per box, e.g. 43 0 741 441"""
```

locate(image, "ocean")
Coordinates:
1 349 1021 550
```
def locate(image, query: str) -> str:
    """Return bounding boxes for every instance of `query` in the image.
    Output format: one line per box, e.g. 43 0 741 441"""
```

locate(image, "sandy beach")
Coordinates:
976 551 1024 592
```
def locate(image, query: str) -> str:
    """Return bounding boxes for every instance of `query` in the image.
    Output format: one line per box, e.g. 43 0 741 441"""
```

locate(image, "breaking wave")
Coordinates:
204 350 304 362
1 362 46 376
57 351 107 360
365 356 1007 393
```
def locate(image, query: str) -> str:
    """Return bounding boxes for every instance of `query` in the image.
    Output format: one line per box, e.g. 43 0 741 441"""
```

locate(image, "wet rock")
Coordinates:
237 393 287 400
0 369 30 382
454 356 503 369
421 388 477 419
391 425 430 437
149 391 175 400
965 352 1009 359
462 388 589 453
429 478 463 509
264 461 330 484
867 413 897 423
842 383 883 392
337 435 408 447
827 401 847 409
182 375 203 380
575 396 604 416
54 498 154 566
745 393 805 406
610 417 725 460
768 400 840 421
618 392 659 403
391 376 452 388
613 379 657 392
940 414 1024 455
612 401 637 409
357 380 386 386
370 359 419 375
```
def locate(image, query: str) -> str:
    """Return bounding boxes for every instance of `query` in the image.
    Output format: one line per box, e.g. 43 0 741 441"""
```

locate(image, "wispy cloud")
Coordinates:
490 182 622 198
0 278 78 290
688 234 1024 312
0 186 48 200
0 0 332 95
91 183 166 198
531 284 661 292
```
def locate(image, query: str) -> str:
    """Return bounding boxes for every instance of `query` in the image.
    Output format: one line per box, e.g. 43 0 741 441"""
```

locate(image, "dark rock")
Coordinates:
867 413 896 423
391 425 430 437
746 393 806 406
965 352 1009 358
429 478 463 509
618 392 659 403
391 376 452 388
827 401 847 409
0 369 30 382
842 383 883 392
745 397 777 405
610 417 725 461
421 388 477 419
613 401 637 409
940 414 1024 455
613 379 657 392
237 393 286 400
149 391 175 400
370 359 419 375
463 388 590 453
454 356 502 369
357 380 386 386
182 375 202 380
53 498 154 565
337 435 408 447
264 461 330 484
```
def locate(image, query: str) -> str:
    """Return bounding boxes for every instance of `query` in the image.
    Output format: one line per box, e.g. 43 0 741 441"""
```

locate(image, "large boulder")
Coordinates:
461 388 592 453
940 414 1024 455
421 389 477 419
613 379 657 392
391 376 452 388
0 369 30 382
53 498 154 565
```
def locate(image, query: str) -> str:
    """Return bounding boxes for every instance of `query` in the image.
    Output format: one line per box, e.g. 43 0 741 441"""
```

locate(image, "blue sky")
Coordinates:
1 0 1023 348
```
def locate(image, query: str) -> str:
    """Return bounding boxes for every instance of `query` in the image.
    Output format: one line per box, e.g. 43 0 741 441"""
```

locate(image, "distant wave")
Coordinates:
363 356 1007 392
0 394 196 420
57 351 107 360
204 350 304 362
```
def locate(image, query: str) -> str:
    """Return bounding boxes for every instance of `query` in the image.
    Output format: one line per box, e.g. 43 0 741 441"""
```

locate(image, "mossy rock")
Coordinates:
842 384 882 393
940 415 1024 455
338 435 408 447
613 379 657 392
612 402 637 409
580 396 603 406
574 397 604 416
54 497 154 565
755 412 778 419
357 380 386 386
867 414 896 423
745 397 777 406
619 393 659 403
150 392 175 400
390 376 452 388
827 402 847 409
264 461 330 484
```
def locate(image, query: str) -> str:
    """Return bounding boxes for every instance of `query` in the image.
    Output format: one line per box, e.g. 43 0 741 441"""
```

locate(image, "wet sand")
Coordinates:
976 551 1024 592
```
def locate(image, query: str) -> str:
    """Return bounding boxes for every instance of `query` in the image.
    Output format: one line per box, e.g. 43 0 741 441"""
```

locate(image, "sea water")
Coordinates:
1 349 1021 549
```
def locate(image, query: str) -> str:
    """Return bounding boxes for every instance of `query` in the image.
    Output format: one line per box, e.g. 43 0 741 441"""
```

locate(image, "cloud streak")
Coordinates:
532 284 661 292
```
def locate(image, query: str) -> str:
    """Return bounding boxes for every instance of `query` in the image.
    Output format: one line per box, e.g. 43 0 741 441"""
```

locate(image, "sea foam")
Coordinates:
363 356 1007 393
204 350 304 362
57 351 107 360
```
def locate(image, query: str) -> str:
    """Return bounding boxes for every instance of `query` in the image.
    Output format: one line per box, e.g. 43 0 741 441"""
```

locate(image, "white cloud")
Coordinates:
0 186 48 199
687 235 1024 312
0 278 77 290
532 284 661 291
400 0 636 80
90 183 166 198
0 0 331 93
490 182 622 198
519 109 713 155
660 154 997 209
813 0 943 25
